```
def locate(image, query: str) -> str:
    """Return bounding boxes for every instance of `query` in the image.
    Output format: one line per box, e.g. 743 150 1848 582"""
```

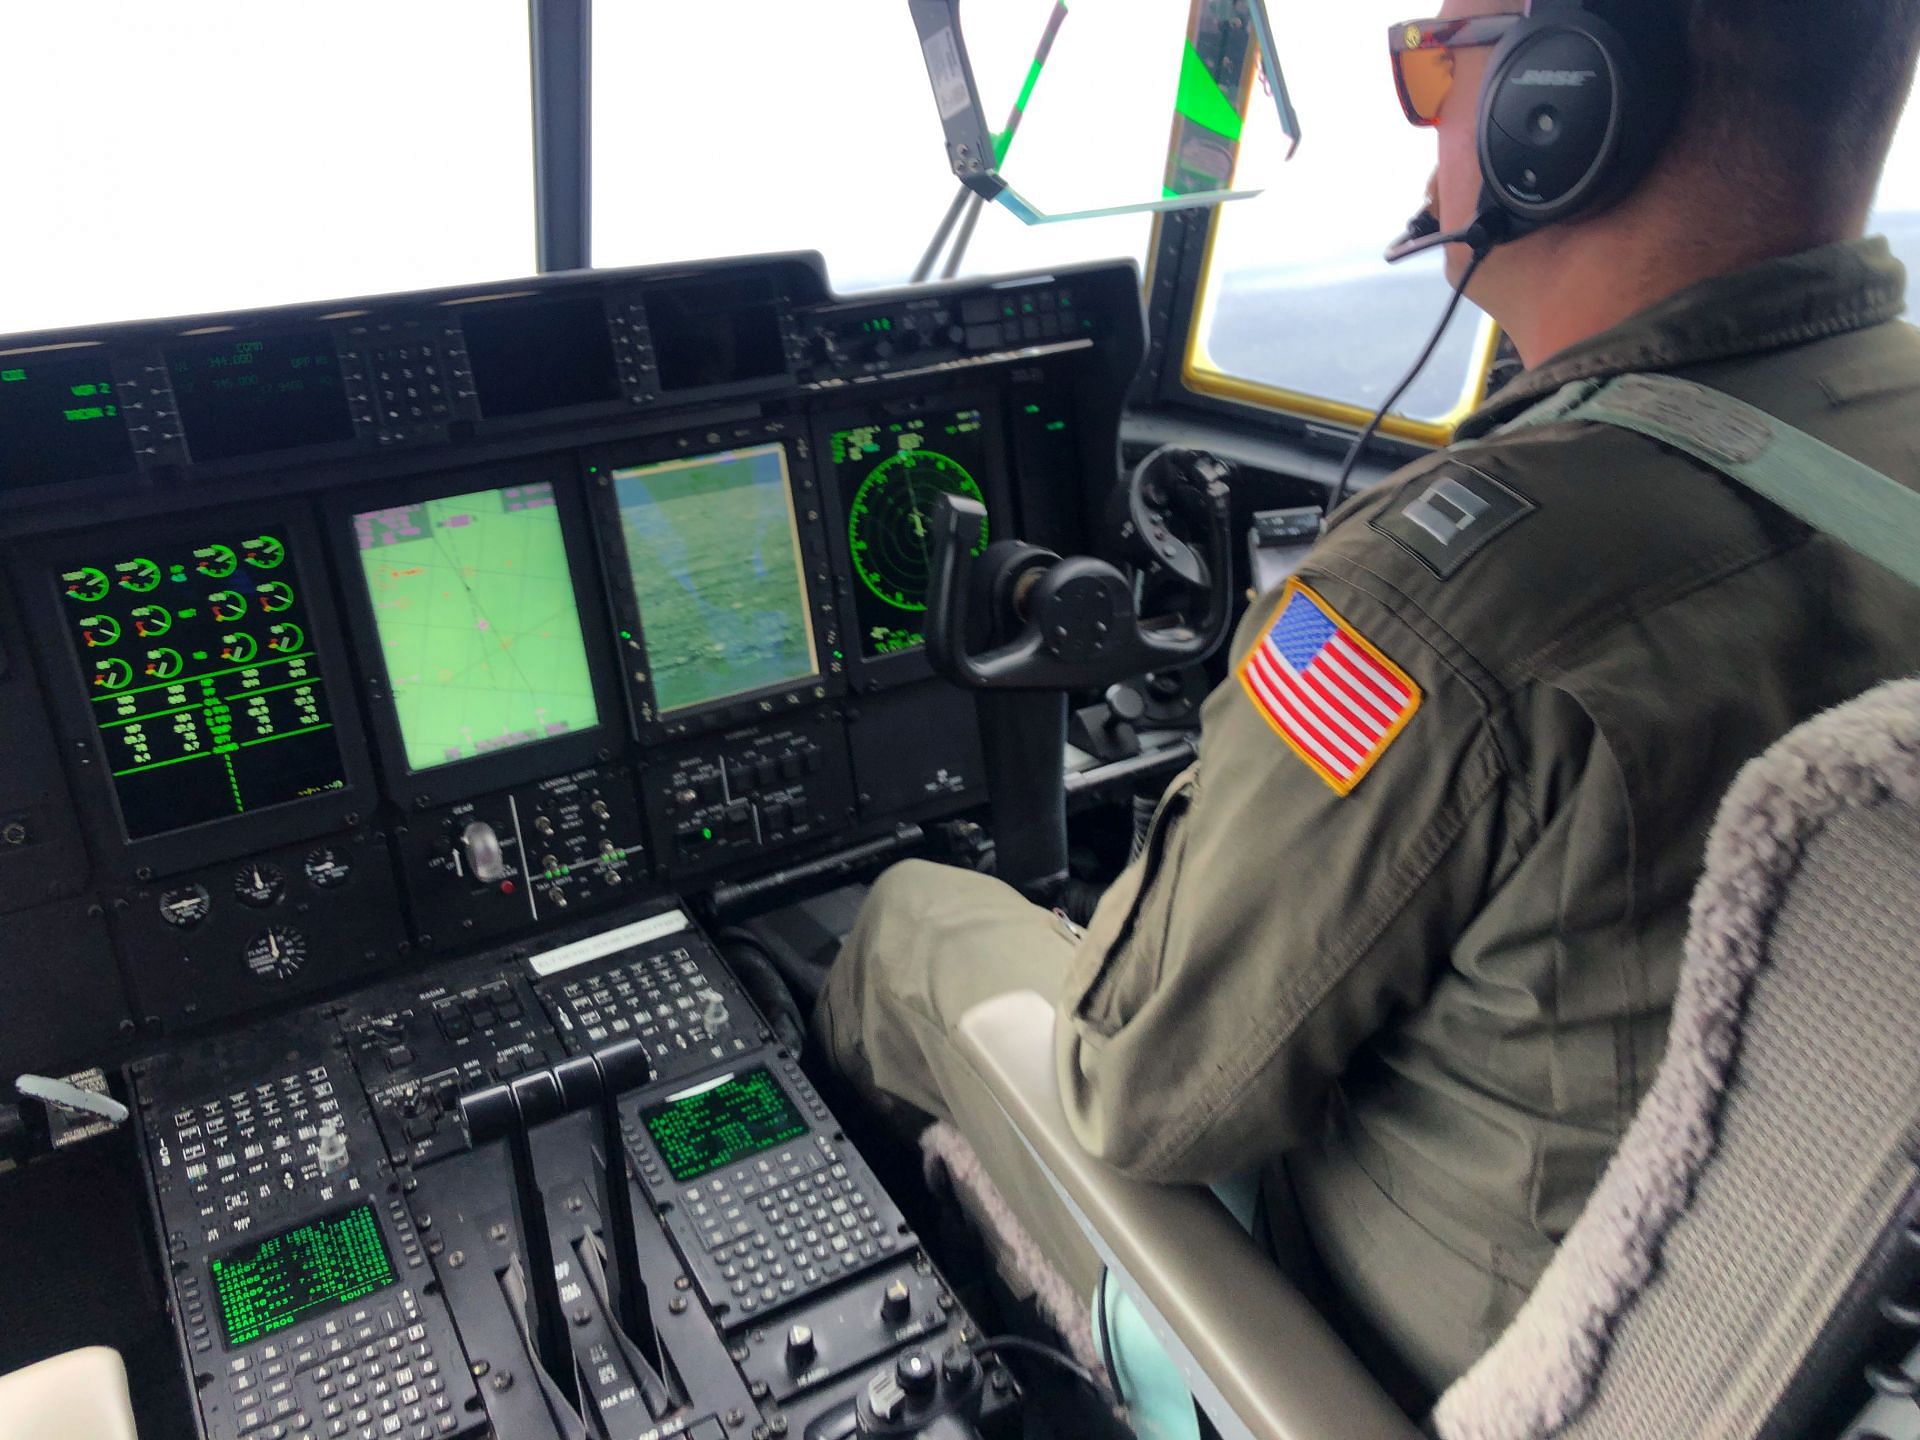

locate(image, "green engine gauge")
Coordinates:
193 543 237 579
63 567 110 604
847 449 988 612
114 557 161 593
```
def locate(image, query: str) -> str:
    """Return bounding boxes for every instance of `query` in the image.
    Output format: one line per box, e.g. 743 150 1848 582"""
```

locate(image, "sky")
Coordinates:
0 0 1914 336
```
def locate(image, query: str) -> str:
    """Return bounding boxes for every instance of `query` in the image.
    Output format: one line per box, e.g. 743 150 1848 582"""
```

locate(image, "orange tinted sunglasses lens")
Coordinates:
1395 46 1456 126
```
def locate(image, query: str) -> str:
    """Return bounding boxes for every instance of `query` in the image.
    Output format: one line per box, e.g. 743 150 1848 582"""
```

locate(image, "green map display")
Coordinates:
611 445 819 716
353 482 600 771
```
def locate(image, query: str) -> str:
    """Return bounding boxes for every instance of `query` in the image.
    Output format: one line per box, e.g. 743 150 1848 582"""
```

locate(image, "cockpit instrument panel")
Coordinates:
0 251 1143 1066
0 350 133 491
352 481 601 773
824 402 1004 669
591 424 843 740
164 329 355 464
57 526 349 840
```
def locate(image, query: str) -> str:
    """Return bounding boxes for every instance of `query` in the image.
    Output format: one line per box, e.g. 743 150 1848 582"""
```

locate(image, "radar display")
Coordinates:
827 407 994 660
609 444 819 716
353 482 600 772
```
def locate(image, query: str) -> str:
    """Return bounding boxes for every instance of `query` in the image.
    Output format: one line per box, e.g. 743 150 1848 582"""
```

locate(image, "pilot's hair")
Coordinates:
1679 0 1920 212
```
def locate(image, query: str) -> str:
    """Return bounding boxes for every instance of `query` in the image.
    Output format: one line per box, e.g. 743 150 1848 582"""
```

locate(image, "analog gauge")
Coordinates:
244 926 307 980
219 631 259 665
115 557 161 593
192 543 237 579
304 846 352 890
208 590 248 623
847 448 988 612
158 884 212 929
266 622 305 655
91 657 133 692
130 603 172 638
256 580 295 613
62 567 110 604
233 862 286 908
143 647 184 682
242 535 286 570
78 614 121 648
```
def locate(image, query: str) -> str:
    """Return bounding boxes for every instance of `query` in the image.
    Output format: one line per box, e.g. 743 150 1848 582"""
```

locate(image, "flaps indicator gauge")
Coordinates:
244 925 307 979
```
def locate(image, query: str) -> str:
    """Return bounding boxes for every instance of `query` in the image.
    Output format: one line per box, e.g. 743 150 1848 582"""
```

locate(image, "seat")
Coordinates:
956 676 1920 1440
0 1347 139 1440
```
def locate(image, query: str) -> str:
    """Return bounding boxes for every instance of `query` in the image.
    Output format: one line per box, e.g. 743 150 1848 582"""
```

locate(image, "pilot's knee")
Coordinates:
863 858 954 915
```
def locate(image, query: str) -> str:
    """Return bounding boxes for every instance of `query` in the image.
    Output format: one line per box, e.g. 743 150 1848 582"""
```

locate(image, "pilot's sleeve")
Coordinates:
1053 561 1513 1184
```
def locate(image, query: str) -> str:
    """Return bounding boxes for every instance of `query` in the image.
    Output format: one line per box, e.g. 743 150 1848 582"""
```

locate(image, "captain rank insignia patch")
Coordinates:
1238 580 1421 795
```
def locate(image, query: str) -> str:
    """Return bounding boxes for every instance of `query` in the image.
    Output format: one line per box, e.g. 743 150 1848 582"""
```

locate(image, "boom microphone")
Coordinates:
1384 204 1501 263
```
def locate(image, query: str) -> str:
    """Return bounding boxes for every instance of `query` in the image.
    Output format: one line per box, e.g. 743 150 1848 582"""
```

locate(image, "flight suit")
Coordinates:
816 236 1920 1394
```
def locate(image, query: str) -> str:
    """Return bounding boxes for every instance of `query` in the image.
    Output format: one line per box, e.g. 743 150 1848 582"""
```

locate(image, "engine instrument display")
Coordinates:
0 352 132 490
59 530 349 840
208 1203 397 1349
353 482 601 772
609 445 820 716
828 407 994 660
164 330 355 463
641 1067 810 1182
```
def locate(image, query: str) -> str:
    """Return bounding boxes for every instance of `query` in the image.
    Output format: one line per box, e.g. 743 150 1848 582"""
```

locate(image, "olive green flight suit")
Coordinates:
816 237 1920 1394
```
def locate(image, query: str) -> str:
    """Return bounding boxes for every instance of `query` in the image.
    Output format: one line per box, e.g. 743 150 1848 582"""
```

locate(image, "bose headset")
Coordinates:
1388 0 1690 260
1336 0 1692 517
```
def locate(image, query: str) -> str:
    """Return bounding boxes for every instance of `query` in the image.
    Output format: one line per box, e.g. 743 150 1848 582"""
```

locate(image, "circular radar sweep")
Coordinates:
847 449 988 612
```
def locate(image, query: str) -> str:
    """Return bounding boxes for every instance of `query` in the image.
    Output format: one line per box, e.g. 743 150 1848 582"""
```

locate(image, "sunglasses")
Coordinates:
1388 14 1525 127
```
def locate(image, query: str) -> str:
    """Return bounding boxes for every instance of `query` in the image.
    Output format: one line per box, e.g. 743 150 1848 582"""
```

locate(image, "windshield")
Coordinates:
1 3 1914 340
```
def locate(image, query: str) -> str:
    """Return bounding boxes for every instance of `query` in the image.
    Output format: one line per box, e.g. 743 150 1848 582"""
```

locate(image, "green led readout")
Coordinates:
642 1067 810 1183
209 1204 396 1350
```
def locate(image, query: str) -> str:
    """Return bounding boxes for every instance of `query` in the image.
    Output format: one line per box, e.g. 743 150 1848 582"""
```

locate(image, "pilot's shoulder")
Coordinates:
1303 418 1799 681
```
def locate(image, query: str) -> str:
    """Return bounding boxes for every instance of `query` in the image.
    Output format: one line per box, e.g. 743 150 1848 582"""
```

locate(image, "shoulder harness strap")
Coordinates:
1490 373 1920 590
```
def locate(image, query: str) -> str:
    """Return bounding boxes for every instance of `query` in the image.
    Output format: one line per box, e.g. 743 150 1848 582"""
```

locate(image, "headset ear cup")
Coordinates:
1477 3 1685 230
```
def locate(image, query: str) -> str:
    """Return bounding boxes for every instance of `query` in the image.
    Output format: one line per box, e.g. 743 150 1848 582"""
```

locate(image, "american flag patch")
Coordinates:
1238 582 1421 795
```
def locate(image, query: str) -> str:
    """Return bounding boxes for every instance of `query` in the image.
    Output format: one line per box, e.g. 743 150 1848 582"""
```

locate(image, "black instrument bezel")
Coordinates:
810 386 1014 694
325 455 627 809
15 500 380 881
581 416 848 745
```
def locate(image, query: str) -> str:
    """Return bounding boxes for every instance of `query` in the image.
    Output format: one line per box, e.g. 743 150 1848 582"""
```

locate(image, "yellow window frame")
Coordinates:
1168 32 1504 448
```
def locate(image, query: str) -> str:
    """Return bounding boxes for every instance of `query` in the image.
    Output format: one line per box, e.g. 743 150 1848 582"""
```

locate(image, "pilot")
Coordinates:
818 0 1920 1397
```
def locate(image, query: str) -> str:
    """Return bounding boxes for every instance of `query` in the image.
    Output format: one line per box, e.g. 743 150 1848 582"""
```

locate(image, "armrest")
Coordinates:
955 991 1422 1440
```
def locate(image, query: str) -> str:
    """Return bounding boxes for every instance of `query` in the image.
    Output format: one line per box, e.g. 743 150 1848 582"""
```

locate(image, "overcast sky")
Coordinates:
0 0 1914 334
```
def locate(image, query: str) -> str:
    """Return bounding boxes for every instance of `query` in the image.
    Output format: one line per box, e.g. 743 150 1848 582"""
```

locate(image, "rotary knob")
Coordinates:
785 1324 817 1372
880 1277 913 1323
895 1348 937 1398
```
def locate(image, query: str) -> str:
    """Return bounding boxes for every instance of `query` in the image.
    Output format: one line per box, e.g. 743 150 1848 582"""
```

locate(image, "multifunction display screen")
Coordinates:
165 330 355 463
610 445 819 715
353 482 600 771
209 1204 396 1349
0 352 133 490
461 295 622 418
60 530 350 840
641 1068 811 1182
827 407 994 660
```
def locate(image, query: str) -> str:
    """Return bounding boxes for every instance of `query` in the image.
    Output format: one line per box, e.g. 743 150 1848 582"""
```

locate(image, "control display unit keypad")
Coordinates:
218 1285 460 1440
624 1054 910 1327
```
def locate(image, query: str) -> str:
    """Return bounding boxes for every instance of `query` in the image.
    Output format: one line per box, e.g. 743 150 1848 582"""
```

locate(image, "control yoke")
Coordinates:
924 447 1233 900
